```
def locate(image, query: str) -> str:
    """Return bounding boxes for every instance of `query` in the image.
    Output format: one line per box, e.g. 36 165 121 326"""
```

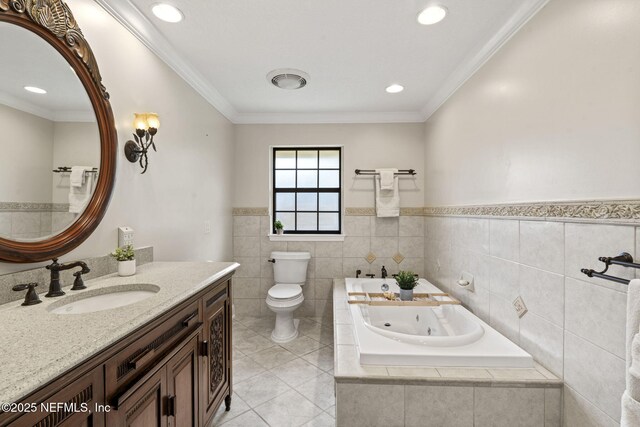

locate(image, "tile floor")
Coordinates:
211 316 336 427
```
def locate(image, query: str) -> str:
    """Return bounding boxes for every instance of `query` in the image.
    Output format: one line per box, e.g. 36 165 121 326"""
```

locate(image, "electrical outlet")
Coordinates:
513 296 528 318
204 221 211 234
118 227 134 247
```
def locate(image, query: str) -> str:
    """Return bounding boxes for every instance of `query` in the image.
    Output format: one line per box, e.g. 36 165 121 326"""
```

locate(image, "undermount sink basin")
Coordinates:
48 284 160 315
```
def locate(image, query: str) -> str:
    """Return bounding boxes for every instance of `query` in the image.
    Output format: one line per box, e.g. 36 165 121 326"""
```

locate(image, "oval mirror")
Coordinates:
0 1 117 263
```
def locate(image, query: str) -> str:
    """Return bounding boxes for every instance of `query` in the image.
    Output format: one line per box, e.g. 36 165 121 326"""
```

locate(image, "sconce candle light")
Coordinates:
124 113 160 174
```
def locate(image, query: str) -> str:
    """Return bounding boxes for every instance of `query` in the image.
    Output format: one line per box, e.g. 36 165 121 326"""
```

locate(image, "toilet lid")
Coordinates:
268 284 302 300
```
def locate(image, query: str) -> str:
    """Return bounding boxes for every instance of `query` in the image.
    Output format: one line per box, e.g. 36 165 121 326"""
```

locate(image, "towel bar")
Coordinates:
580 252 640 285
355 169 416 176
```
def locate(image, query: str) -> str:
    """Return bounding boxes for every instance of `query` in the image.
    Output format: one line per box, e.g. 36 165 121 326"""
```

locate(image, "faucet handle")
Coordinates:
12 283 42 306
71 271 87 291
365 273 375 278
46 258 60 270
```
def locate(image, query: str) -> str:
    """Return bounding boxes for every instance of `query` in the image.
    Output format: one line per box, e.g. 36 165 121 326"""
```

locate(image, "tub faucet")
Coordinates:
356 269 361 278
45 258 91 297
381 266 387 279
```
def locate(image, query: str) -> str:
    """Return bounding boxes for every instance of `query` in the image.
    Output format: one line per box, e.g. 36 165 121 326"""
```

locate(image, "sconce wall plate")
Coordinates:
124 140 141 162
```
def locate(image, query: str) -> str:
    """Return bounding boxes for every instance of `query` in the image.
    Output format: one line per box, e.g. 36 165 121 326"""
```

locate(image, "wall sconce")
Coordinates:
124 113 160 174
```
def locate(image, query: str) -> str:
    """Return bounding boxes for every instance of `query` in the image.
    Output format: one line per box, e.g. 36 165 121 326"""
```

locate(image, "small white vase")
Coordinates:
118 260 136 277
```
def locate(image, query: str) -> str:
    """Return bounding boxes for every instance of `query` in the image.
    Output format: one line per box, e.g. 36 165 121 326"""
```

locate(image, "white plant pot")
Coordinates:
118 260 136 277
399 288 414 301
276 229 284 235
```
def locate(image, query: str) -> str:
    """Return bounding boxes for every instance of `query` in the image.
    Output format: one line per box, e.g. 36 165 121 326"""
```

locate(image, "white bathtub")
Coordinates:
346 278 533 368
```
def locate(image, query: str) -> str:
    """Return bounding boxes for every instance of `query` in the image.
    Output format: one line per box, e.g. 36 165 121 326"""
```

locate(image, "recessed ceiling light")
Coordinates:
151 3 184 23
417 5 447 25
385 84 404 94
24 86 47 94
267 69 309 90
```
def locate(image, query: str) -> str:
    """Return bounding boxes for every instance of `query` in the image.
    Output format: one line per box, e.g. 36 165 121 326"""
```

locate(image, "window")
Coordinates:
272 147 342 234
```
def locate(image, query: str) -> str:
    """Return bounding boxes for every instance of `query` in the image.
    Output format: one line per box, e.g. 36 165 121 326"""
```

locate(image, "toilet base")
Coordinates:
271 316 300 343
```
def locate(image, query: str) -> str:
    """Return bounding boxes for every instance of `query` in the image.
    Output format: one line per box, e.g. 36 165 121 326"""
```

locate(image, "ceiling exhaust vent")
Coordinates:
267 68 309 90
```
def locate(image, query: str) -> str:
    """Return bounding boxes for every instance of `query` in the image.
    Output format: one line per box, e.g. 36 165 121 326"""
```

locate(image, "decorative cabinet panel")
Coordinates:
201 281 232 424
0 275 234 427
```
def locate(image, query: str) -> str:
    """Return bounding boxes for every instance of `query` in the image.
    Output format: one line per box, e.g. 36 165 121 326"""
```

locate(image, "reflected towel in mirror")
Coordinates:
69 171 94 214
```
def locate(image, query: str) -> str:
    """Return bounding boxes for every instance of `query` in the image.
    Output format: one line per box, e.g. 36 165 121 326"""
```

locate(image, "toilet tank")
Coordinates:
271 251 311 285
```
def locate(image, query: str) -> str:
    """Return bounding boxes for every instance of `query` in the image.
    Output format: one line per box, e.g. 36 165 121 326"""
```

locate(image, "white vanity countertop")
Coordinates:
0 261 239 404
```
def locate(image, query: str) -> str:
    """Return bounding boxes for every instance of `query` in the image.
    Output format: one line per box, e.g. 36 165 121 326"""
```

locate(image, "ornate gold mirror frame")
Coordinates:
0 0 117 262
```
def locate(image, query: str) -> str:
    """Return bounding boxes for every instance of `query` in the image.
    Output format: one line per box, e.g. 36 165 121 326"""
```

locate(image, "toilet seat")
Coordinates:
267 284 302 301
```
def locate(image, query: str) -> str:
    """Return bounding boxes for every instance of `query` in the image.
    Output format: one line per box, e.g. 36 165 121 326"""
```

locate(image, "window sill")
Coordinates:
268 234 345 242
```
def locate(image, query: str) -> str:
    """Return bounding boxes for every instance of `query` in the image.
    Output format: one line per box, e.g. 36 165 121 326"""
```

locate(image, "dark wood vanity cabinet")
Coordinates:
0 275 234 427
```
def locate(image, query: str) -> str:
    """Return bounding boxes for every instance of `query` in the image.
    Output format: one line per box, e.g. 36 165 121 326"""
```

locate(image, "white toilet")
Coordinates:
266 251 311 343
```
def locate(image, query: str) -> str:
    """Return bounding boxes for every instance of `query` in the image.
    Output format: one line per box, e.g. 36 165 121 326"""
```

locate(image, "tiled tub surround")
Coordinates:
232 212 425 321
424 215 636 426
0 246 154 305
0 202 76 240
0 261 239 403
333 279 562 427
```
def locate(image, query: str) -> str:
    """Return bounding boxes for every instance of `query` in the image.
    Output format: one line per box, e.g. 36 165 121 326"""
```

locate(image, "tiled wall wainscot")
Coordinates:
232 209 425 323
0 202 75 240
424 212 637 426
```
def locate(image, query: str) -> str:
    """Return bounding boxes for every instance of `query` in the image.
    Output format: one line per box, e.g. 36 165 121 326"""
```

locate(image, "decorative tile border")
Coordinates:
232 207 269 216
233 200 640 222
0 202 69 212
424 199 640 222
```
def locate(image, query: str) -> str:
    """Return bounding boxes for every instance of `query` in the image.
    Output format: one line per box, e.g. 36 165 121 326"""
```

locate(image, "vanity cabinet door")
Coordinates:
200 281 231 424
106 369 167 427
166 335 199 427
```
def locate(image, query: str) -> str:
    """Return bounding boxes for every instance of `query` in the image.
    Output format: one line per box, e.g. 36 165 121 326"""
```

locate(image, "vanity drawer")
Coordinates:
105 299 201 399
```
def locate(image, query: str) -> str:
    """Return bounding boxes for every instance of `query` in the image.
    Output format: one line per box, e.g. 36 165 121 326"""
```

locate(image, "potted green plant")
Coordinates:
274 220 284 235
395 270 418 301
111 245 136 277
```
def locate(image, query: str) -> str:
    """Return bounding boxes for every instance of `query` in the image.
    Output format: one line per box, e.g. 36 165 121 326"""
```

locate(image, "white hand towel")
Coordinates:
622 392 640 427
70 166 91 188
621 278 640 425
68 171 94 213
377 168 397 190
375 172 399 217
629 334 640 399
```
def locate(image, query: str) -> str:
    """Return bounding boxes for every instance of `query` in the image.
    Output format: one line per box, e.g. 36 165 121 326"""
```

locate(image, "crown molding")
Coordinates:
233 111 425 124
420 0 550 121
93 0 238 121
0 90 94 122
95 0 547 125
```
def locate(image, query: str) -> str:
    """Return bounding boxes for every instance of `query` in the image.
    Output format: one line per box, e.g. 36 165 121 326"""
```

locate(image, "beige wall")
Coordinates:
0 104 53 203
234 123 425 209
0 0 235 274
423 0 640 206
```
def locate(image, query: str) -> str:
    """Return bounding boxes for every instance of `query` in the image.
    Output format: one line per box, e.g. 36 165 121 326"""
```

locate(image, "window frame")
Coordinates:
271 146 342 235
